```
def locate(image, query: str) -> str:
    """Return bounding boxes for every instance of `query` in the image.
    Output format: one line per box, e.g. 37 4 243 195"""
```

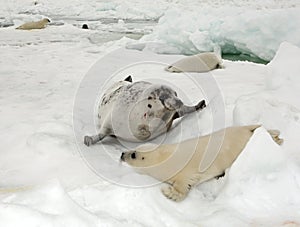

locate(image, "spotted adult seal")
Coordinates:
84 76 206 146
121 125 283 201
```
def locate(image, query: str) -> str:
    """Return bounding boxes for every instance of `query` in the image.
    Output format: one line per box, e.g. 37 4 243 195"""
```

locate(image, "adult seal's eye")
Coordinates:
131 152 136 159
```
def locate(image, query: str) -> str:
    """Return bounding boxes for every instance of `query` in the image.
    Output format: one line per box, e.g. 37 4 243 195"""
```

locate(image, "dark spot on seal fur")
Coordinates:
148 112 154 117
131 152 136 159
82 24 89 29
122 81 153 105
150 85 177 108
148 104 152 108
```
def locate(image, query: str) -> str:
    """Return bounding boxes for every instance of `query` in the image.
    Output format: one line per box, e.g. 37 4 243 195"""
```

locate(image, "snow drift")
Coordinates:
140 7 300 61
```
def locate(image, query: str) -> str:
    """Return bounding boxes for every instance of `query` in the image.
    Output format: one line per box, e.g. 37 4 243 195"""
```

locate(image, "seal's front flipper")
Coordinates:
161 184 187 202
177 99 206 117
162 174 200 202
195 100 206 111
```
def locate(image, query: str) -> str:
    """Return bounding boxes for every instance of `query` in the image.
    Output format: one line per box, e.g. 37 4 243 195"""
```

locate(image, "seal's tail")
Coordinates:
248 125 284 145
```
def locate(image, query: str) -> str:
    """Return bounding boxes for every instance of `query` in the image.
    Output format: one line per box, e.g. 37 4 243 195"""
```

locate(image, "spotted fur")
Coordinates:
84 76 206 146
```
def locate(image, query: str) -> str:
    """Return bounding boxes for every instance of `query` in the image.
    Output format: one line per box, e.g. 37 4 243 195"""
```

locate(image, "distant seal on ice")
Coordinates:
84 76 206 146
165 52 223 73
16 18 50 30
121 125 283 201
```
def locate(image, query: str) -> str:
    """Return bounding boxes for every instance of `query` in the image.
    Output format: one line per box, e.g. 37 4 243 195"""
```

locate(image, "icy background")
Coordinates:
1 0 300 226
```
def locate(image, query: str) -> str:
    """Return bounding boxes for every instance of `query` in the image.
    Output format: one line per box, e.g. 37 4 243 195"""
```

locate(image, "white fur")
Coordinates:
84 78 206 146
165 52 223 73
122 125 283 201
16 18 50 30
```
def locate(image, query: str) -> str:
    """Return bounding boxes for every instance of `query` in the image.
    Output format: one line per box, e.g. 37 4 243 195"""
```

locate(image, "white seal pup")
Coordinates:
165 52 223 73
121 125 283 202
16 18 50 30
84 76 206 146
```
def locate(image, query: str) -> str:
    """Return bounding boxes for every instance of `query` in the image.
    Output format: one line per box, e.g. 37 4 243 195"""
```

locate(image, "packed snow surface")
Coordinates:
1 0 300 226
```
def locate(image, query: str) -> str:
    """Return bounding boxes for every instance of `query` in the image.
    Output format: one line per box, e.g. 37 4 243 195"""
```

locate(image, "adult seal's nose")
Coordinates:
121 152 125 161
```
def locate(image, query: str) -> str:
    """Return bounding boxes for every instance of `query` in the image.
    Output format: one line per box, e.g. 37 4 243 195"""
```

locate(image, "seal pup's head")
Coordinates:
41 18 51 25
120 143 171 168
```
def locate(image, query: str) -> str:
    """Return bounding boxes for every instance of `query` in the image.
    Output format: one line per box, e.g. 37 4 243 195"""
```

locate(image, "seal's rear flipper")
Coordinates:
248 126 283 145
267 129 284 145
124 75 132 82
84 134 106 146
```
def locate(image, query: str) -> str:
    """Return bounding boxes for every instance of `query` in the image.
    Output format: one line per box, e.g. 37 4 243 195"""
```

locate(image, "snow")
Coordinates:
218 128 300 226
140 7 300 61
2 0 300 61
1 0 300 226
0 180 106 227
233 42 300 129
266 42 300 90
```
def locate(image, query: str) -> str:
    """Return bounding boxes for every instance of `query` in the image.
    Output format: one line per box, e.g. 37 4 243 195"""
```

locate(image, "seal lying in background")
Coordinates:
165 52 223 73
16 18 50 30
121 125 283 202
84 76 206 146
